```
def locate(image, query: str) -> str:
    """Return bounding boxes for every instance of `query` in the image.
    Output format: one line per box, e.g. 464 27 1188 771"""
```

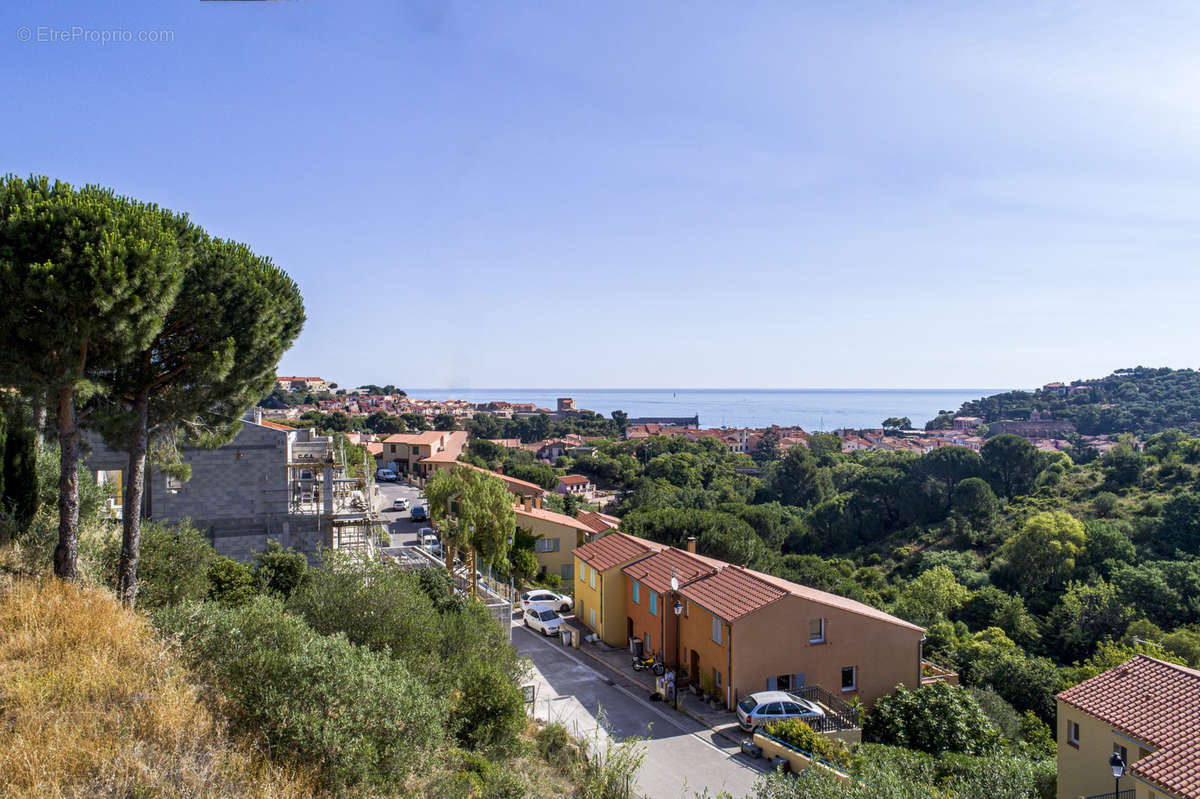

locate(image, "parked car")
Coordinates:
392 497 410 511
736 691 825 732
419 528 441 556
375 468 397 482
411 505 427 521
523 603 562 636
521 589 573 614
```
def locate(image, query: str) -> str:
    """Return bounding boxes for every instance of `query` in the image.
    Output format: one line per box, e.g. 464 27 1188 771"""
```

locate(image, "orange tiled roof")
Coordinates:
514 504 597 533
558 475 590 485
622 548 725 596
258 419 295 432
576 511 620 534
575 531 662 572
459 463 544 497
747 568 925 631
1058 655 1200 799
676 564 788 621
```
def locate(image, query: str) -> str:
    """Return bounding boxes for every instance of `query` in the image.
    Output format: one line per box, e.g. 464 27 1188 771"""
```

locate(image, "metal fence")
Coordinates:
796 684 860 733
1083 790 1135 799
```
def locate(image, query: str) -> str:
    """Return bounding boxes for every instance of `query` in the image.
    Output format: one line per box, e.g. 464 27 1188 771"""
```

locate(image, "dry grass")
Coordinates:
0 575 324 799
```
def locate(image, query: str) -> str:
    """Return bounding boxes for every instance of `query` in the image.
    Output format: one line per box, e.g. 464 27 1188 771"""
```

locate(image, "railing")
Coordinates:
796 685 860 733
921 658 959 685
1083 790 1134 799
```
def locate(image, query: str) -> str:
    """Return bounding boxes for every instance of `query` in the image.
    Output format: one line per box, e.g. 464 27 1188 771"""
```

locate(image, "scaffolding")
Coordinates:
286 439 379 558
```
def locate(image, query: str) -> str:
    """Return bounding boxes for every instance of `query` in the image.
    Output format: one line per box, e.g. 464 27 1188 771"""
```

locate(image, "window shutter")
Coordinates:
766 676 777 691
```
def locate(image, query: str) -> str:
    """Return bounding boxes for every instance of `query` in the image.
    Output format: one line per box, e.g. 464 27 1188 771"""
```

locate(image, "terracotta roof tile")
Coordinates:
747 568 925 632
622 549 724 596
574 532 663 572
558 475 590 485
576 511 620 534
514 504 597 533
676 565 788 621
1058 655 1200 799
258 419 294 432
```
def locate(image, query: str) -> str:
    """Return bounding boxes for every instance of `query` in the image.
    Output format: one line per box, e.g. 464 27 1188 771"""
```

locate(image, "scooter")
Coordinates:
632 654 665 676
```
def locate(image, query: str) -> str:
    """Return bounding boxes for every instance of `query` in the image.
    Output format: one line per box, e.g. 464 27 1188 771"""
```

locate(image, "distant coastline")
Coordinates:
401 388 1011 431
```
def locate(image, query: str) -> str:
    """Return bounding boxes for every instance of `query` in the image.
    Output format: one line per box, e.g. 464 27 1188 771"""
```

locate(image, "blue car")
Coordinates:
411 505 427 521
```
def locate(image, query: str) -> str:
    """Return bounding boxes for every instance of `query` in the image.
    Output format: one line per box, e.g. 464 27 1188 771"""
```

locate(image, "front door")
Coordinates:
690 649 700 686
627 617 633 642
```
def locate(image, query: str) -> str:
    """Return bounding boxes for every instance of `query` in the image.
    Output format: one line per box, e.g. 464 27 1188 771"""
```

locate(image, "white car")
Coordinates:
393 497 410 511
736 690 826 732
523 603 562 636
521 589 573 614
419 528 441 556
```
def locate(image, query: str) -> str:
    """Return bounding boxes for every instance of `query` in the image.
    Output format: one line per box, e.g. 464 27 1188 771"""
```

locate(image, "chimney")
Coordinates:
686 536 697 554
523 496 533 512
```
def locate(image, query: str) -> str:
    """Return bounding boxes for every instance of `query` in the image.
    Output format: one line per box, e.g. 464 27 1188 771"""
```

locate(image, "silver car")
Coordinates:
736 690 825 732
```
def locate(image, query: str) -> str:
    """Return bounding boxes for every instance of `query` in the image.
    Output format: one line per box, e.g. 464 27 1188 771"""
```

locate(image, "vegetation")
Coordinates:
936 365 1200 436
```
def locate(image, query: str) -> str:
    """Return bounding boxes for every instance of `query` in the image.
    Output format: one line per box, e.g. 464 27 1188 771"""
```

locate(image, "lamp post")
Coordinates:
671 574 682 709
1109 751 1125 798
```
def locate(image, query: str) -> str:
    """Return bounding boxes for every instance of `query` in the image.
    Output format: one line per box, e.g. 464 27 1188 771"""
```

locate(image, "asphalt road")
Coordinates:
374 480 430 547
513 624 764 799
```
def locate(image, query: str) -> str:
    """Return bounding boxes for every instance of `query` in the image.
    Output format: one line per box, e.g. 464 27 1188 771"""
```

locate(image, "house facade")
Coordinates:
571 532 925 710
573 532 663 645
1056 655 1200 799
515 501 600 587
380 430 468 478
556 474 594 498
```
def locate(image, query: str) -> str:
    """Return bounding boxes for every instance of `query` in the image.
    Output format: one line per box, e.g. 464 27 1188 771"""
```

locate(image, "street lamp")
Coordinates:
1109 751 1125 798
671 574 682 709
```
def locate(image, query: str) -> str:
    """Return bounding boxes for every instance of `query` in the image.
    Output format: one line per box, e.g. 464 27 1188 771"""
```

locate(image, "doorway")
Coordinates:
690 650 700 687
626 617 633 642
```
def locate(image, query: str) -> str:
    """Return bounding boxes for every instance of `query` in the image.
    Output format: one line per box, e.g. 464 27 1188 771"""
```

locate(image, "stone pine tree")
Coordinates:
0 176 184 579
91 229 305 606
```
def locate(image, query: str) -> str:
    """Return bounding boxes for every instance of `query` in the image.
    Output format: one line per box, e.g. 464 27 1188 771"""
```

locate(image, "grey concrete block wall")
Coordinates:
82 422 329 563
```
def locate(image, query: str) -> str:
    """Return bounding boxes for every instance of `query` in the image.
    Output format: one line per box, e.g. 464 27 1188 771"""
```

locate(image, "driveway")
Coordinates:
513 625 763 799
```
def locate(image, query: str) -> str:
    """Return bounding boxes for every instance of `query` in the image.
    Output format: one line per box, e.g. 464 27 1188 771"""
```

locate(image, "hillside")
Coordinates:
930 366 1200 436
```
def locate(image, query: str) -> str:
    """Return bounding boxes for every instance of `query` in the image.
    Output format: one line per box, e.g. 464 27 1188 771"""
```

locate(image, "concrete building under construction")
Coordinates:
83 412 379 562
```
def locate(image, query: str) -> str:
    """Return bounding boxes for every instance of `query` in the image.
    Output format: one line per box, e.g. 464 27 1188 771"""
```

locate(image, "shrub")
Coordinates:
155 596 445 791
252 539 307 597
206 555 257 606
98 520 214 610
287 552 527 753
863 681 1001 756
763 717 850 768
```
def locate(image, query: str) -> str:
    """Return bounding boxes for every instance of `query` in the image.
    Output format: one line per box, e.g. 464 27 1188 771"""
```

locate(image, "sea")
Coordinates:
401 389 1011 432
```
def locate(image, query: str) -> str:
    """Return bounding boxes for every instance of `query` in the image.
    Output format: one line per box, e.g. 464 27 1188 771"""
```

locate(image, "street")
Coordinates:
374 480 429 547
513 624 764 799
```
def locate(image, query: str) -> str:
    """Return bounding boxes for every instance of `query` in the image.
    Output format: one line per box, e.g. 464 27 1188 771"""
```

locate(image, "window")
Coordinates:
649 592 658 616
809 618 825 644
165 474 183 494
633 581 641 604
536 539 554 553
560 563 572 580
589 607 597 628
841 666 856 692
1067 721 1079 747
712 616 723 645
580 562 586 582
713 668 722 689
1114 743 1128 765
589 569 596 590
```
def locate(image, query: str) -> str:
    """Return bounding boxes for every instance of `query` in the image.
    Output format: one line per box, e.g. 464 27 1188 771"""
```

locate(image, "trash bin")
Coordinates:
560 628 572 647
629 637 643 657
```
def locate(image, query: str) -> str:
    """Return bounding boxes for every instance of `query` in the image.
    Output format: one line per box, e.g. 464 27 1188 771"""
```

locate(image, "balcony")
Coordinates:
920 658 959 686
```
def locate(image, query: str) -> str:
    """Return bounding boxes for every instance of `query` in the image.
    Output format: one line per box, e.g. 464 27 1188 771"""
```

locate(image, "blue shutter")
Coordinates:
650 592 657 616
633 581 640 604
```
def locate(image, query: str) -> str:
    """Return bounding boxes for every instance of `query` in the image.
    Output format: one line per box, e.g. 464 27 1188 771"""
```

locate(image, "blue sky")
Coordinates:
4 2 1199 389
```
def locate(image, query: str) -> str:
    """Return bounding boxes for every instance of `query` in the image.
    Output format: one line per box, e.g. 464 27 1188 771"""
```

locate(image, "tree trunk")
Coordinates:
117 392 150 608
32 399 46 447
53 386 79 581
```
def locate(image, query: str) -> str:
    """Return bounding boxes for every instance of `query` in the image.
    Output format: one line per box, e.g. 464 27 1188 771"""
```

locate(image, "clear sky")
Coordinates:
4 2 1199 390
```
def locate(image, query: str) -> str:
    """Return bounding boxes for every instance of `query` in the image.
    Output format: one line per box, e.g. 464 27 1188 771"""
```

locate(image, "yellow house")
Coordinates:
514 502 599 588
1056 655 1200 799
572 532 664 647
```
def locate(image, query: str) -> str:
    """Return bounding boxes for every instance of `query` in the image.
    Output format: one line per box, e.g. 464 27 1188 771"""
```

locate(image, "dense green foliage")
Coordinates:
862 681 1000 755
941 366 1200 436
